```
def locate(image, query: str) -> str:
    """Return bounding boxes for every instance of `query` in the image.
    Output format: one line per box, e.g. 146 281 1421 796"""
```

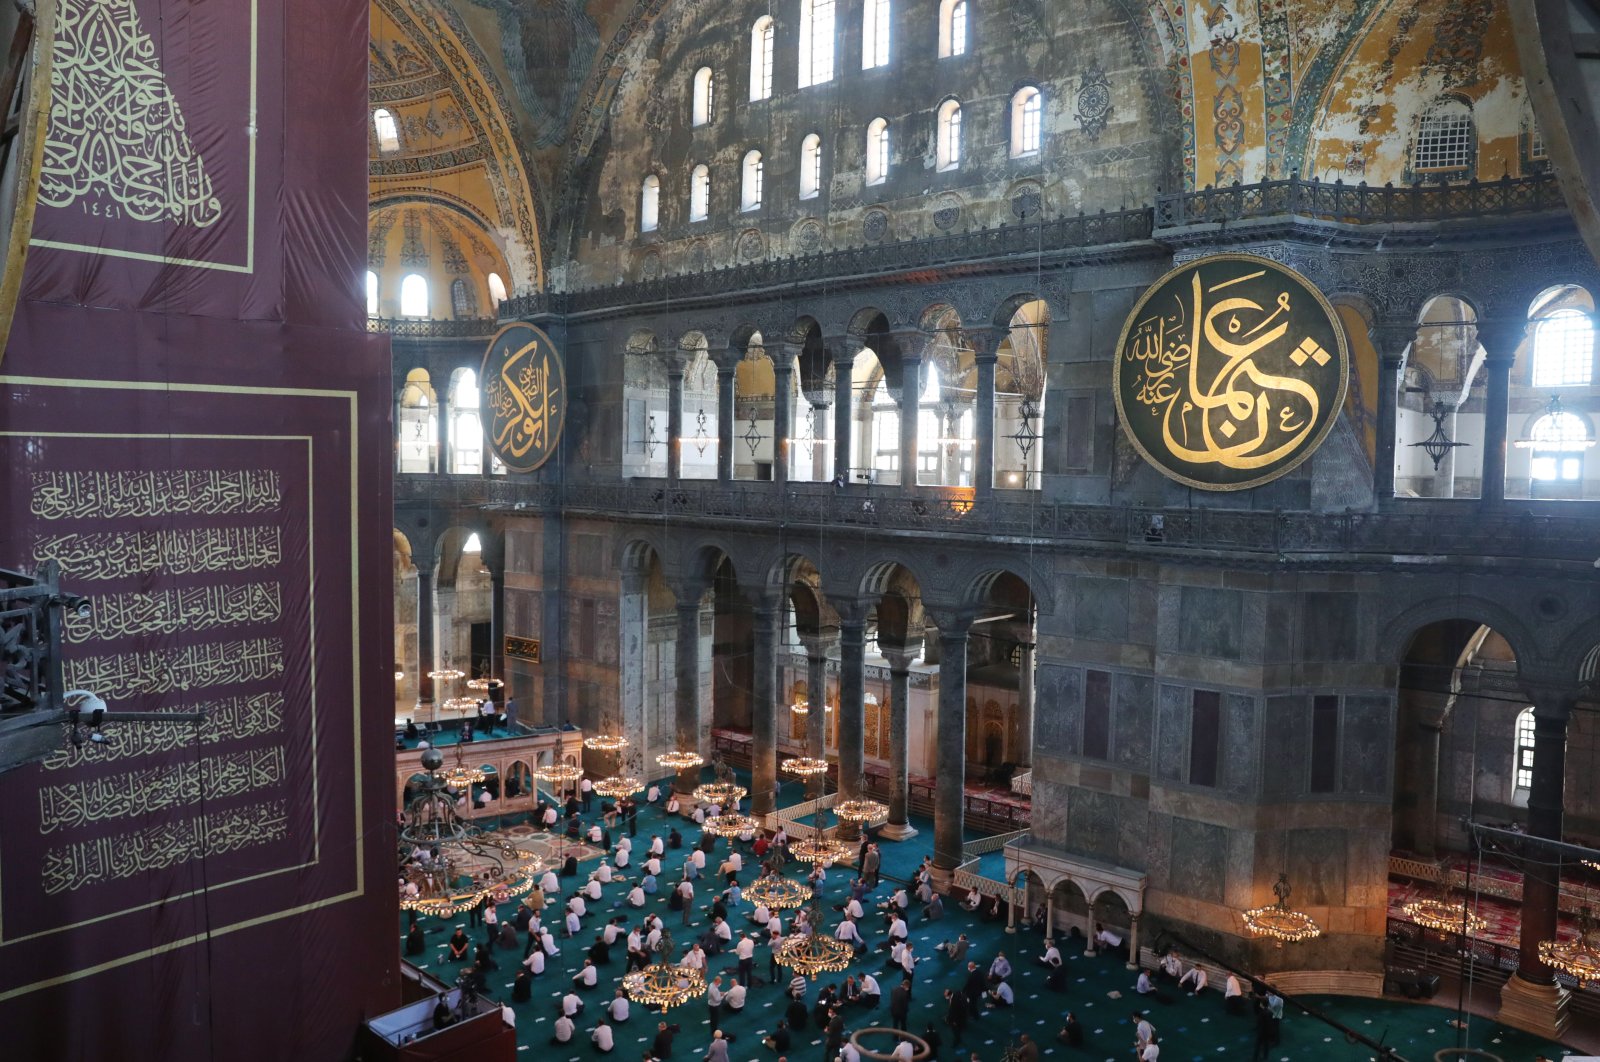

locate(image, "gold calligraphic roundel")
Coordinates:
1112 253 1349 491
481 322 567 473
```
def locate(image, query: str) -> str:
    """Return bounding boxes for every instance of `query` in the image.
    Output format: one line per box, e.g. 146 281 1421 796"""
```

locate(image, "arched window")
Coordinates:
400 273 428 318
640 174 661 233
1514 707 1536 790
1531 308 1594 387
936 99 962 171
450 278 476 319
799 0 836 88
449 369 484 475
866 117 890 186
1413 98 1475 174
741 150 764 212
487 272 507 309
869 377 899 477
862 0 890 69
397 369 435 473
692 67 715 127
799 133 823 200
373 108 400 152
939 0 968 58
1527 409 1590 483
463 532 483 552
1011 86 1042 157
750 17 775 101
365 270 378 316
689 165 711 222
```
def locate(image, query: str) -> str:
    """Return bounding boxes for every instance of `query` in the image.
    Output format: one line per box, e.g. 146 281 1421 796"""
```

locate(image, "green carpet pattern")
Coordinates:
402 790 1576 1062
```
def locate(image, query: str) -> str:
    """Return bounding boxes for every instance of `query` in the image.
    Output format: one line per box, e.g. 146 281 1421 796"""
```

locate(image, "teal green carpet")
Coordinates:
402 783 1575 1061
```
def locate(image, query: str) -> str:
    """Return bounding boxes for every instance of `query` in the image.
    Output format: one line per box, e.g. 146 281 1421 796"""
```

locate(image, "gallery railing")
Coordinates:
1154 172 1565 229
368 316 499 339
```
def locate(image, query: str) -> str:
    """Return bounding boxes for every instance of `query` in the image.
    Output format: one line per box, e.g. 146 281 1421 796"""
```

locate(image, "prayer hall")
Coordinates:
1 1 1600 1060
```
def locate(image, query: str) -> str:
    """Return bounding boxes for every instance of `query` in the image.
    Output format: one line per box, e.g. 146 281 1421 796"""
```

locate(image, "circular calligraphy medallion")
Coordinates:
1112 253 1349 491
480 322 568 473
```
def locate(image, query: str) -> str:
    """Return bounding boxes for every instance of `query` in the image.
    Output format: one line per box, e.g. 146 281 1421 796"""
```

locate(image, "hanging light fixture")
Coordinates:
466 677 504 693
594 775 644 799
1241 873 1321 944
1404 896 1487 935
657 749 705 771
1408 399 1468 471
1515 394 1596 449
535 762 583 792
774 899 855 978
398 749 542 918
781 756 829 778
693 406 711 456
789 698 811 716
744 876 811 910
441 743 488 790
584 732 630 752
1539 907 1600 985
791 834 852 866
834 799 888 825
692 782 748 806
704 813 762 838
623 963 708 1010
427 667 465 683
441 696 479 713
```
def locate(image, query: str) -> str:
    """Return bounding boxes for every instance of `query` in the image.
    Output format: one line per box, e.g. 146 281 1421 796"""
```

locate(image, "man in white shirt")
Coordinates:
1132 1012 1154 1047
858 972 881 1007
1224 973 1244 1013
1039 940 1062 968
539 869 559 893
682 943 707 970
549 1014 574 1044
617 835 632 853
589 823 605 844
591 1019 614 1052
709 916 734 952
892 1039 914 1062
1180 965 1208 994
1135 970 1153 994
750 902 772 926
595 860 613 882
626 928 643 954
614 846 630 869
887 916 909 945
836 918 863 947
844 897 864 920
989 952 1012 980
899 943 917 979
565 910 582 936
561 991 585 1016
725 978 747 1011
644 856 662 877
523 949 545 975
678 879 696 924
650 835 666 856
705 976 724 1026
607 988 630 1022
735 932 756 984
569 895 587 918
580 775 594 811
691 848 707 870
543 805 559 829
584 878 603 900
987 979 1014 1007
573 959 599 989
603 919 624 945
1159 951 1183 981
500 1002 516 1029
627 884 646 907
692 805 706 825
1138 1043 1159 1061
727 851 743 873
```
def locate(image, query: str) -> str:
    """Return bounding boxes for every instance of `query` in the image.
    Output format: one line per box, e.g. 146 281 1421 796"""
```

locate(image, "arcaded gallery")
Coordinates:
2 1 1600 1060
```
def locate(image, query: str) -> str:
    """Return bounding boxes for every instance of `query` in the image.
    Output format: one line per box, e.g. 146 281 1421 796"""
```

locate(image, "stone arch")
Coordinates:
962 563 1053 617
1380 597 1537 670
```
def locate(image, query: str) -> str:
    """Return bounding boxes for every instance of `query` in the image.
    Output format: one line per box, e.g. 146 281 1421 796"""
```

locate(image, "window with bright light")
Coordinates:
640 174 660 233
692 67 715 127
1532 308 1594 387
365 270 378 316
741 150 764 211
866 117 890 185
799 0 836 88
750 17 774 100
800 133 823 199
863 0 890 69
939 0 968 58
398 370 434 473
936 99 962 171
870 377 899 472
1528 410 1589 483
487 272 507 308
690 165 710 222
1514 707 1536 789
450 369 483 474
463 532 483 552
373 108 400 152
400 273 428 318
1413 98 1474 172
1011 86 1042 156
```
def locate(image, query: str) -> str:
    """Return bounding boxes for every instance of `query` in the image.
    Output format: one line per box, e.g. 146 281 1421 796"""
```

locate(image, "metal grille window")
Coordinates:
741 150 764 211
1514 707 1536 790
640 175 660 233
799 0 836 88
690 165 710 222
1011 87 1042 156
1532 308 1594 387
940 0 967 58
862 0 890 69
866 117 890 185
937 99 962 171
692 67 715 127
750 17 774 100
1528 411 1589 482
1413 100 1474 172
799 134 822 199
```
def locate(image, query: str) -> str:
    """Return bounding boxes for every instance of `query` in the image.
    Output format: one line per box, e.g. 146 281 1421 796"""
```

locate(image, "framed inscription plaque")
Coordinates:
481 322 567 473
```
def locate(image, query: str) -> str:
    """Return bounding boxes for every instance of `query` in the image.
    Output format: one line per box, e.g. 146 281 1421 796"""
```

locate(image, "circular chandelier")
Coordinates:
774 908 854 979
789 699 810 716
535 762 583 787
441 696 478 712
427 668 465 682
442 745 488 789
584 732 630 752
791 836 852 866
1404 897 1487 935
466 677 504 693
398 749 542 917
1539 909 1600 985
704 813 761 838
744 876 811 910
692 782 747 807
622 963 707 1010
781 756 829 777
657 749 705 771
1241 873 1321 943
1583 860 1600 872
594 775 644 799
834 799 888 824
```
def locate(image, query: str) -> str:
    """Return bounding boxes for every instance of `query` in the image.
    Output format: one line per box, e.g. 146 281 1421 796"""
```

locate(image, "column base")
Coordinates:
1496 973 1570 1041
878 821 919 841
930 865 955 893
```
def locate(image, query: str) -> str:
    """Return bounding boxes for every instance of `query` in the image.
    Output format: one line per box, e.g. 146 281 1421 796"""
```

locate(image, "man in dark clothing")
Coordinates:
785 996 810 1032
962 962 987 1011
889 979 912 1031
589 935 612 965
920 1024 942 1060
1251 1000 1273 1061
405 923 425 956
652 1021 681 1058
824 1009 845 1060
943 989 968 1046
1057 1013 1083 1047
432 994 453 1030
763 1020 791 1053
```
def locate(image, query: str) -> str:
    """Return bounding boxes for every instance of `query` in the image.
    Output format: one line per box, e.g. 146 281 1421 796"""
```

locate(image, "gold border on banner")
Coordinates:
0 375 364 1002
28 0 259 273
504 635 541 663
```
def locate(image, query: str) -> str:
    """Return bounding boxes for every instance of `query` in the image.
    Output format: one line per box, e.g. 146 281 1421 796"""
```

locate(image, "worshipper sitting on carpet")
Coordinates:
628 882 647 907
1179 963 1208 994
936 934 971 964
668 826 683 848
763 1019 791 1053
607 987 629 1022
572 959 600 990
836 916 867 954
666 794 681 815
960 890 982 913
989 951 1011 980
549 1013 574 1046
648 784 661 804
405 922 425 956
881 886 909 914
642 871 659 895
512 968 533 1002
588 933 611 966
1094 922 1123 951
921 892 944 921
1158 950 1183 982
857 971 881 1008
1135 970 1153 995
561 854 579 876
522 948 545 975
497 920 518 950
986 976 1014 1008
447 926 470 961
591 1018 615 1053
1057 1012 1083 1047
1224 973 1244 1014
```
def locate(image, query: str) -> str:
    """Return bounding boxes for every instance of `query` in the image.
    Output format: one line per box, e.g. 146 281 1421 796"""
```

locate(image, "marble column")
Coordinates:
801 631 836 798
1479 321 1523 505
666 361 685 483
619 571 648 775
415 563 436 707
898 353 921 489
773 357 794 487
879 642 921 841
672 591 705 795
1014 637 1035 768
435 394 449 474
717 363 736 482
1372 320 1412 505
833 340 858 483
750 600 781 816
969 329 999 499
836 616 867 804
932 620 971 883
810 401 832 482
1498 686 1575 1039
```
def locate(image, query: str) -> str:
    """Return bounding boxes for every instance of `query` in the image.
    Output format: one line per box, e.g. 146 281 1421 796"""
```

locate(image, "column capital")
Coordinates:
670 581 710 608
924 606 975 638
1477 318 1529 362
887 328 930 361
1520 682 1579 723
827 335 866 365
797 627 840 658
1370 318 1416 361
964 327 1004 362
879 641 923 672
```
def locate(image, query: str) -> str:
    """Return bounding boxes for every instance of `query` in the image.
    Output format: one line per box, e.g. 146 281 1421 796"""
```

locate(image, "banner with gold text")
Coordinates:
0 0 392 1059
